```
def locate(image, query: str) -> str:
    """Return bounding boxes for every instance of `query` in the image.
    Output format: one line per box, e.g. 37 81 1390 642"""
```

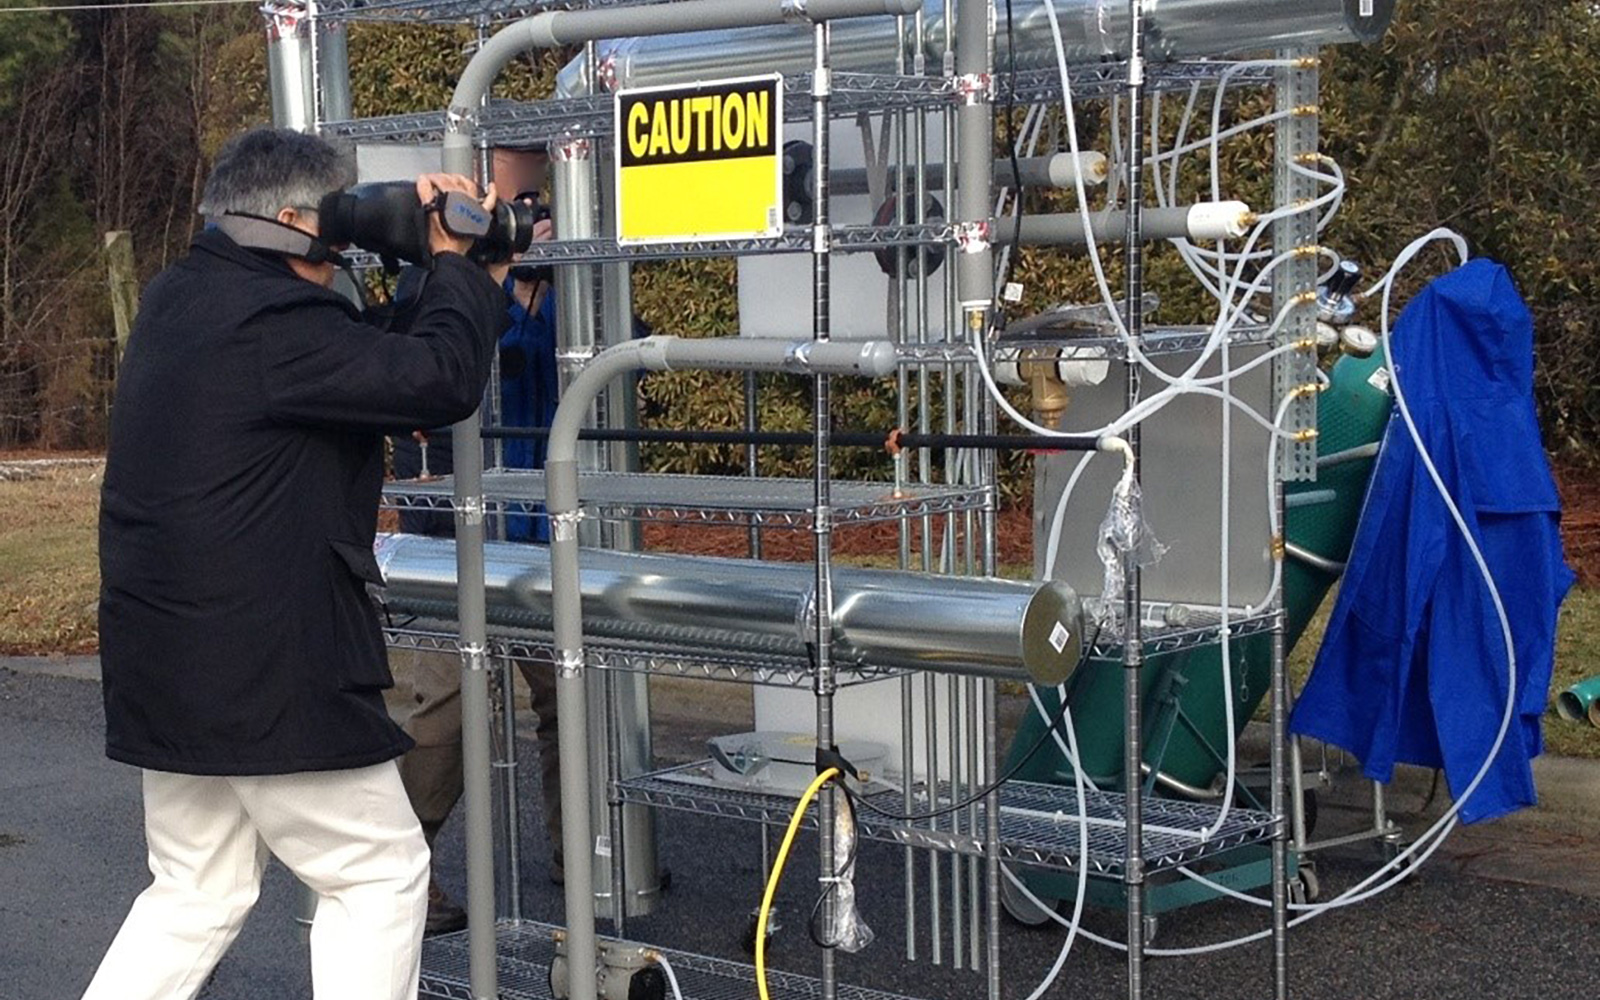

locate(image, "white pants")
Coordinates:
81 762 430 1000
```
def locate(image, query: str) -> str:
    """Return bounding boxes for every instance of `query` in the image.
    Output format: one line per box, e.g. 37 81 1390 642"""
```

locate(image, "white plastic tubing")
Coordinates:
1009 232 1512 974
976 2 1511 987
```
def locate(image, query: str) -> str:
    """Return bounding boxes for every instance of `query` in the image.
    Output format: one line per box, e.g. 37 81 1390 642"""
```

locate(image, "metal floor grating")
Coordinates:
419 921 928 1000
619 763 1277 877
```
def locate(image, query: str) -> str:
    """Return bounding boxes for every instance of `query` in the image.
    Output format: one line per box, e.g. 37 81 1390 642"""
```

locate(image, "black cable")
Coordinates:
842 620 1103 823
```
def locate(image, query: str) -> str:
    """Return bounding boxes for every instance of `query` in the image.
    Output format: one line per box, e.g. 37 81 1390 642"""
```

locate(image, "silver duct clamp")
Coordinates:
780 0 809 22
551 134 593 163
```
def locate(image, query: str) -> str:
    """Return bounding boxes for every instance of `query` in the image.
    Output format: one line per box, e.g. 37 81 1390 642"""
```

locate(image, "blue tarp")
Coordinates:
1289 259 1575 823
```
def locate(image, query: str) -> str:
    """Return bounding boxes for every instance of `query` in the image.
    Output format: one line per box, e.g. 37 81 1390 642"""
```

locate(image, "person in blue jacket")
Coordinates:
387 143 566 933
1290 258 1575 824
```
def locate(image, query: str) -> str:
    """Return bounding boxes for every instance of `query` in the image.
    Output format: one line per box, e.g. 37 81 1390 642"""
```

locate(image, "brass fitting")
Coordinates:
1291 104 1320 117
1289 382 1325 399
1270 535 1287 560
1292 428 1320 443
1294 290 1319 306
1020 350 1070 430
1295 337 1319 351
1294 56 1321 69
1292 244 1322 259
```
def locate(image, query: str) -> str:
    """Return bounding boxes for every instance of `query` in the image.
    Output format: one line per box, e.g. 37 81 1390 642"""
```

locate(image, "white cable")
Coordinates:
653 954 684 1000
1019 230 1517 956
1019 705 1092 1000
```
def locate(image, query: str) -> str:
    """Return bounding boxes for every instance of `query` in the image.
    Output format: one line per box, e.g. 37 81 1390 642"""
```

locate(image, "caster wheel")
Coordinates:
999 866 1060 927
1381 839 1420 882
741 907 780 955
1289 866 1320 905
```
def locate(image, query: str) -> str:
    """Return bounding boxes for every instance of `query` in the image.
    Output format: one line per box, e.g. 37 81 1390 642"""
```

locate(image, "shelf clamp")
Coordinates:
955 71 993 106
459 641 489 673
556 647 584 680
457 495 486 527
551 508 585 543
954 220 991 255
444 104 476 136
780 0 809 22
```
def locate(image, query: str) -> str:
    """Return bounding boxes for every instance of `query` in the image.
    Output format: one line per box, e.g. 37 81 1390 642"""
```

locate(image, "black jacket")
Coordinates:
98 229 507 775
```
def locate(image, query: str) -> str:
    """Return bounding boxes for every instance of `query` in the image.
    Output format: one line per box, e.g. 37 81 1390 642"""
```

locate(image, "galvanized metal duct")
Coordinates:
374 533 1086 685
556 0 1393 95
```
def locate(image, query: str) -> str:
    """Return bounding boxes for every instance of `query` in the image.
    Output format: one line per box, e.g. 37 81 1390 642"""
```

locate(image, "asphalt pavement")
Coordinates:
4 660 1599 1000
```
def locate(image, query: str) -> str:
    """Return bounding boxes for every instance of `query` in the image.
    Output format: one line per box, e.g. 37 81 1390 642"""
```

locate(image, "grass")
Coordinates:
2 458 1598 757
0 463 101 656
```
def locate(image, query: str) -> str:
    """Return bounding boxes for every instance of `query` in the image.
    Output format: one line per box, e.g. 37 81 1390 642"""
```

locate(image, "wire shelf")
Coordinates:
323 72 954 146
1081 600 1277 660
382 471 985 527
318 0 670 24
619 762 1277 876
384 623 903 687
1002 60 1277 103
342 221 950 272
419 921 931 1000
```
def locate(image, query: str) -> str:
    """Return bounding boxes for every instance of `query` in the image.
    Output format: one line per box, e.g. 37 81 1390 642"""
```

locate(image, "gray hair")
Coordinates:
198 127 354 222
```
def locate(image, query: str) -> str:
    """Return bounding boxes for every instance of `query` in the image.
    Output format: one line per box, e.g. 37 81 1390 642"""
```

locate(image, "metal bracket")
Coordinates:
812 224 832 254
780 0 808 22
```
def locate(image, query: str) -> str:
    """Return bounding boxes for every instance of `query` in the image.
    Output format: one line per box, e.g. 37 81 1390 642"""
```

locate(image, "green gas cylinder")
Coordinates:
1006 347 1395 794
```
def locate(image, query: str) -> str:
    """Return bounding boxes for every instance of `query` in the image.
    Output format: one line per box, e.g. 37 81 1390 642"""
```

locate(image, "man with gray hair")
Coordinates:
82 127 509 1000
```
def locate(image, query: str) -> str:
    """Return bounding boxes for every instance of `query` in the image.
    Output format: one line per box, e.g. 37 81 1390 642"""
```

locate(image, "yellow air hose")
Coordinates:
756 766 841 1000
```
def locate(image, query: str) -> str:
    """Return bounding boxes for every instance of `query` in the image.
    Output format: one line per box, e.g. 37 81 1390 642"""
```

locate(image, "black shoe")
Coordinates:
424 879 468 936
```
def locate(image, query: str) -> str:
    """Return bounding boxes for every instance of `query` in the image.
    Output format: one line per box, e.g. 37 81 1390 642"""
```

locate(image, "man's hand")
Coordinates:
417 174 497 259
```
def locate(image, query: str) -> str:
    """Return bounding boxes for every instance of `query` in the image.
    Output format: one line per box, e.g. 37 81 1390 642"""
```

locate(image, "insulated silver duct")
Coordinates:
264 2 352 131
374 534 1087 686
556 0 1393 95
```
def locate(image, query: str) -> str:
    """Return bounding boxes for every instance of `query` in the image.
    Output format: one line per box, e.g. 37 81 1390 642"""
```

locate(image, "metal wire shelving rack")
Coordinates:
296 0 1343 998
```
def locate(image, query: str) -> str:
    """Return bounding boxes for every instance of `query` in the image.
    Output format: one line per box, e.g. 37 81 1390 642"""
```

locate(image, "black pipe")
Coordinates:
479 425 1098 452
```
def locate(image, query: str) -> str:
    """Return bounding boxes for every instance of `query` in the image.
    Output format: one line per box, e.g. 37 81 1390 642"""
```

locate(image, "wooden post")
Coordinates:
105 230 137 364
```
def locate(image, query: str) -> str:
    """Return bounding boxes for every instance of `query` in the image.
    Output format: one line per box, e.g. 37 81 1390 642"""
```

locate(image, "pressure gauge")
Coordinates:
1340 324 1378 359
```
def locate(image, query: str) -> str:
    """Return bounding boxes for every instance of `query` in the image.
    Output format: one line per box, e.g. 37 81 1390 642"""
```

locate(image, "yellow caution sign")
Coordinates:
615 75 783 245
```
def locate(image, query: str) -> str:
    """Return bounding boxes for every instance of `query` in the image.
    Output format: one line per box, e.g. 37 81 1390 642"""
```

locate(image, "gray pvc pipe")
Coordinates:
444 0 921 171
953 0 991 313
556 0 1395 96
539 337 892 1000
993 204 1248 246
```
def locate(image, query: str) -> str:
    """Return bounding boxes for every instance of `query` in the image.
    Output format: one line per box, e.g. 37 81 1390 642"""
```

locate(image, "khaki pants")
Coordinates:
386 648 562 872
82 763 429 1000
